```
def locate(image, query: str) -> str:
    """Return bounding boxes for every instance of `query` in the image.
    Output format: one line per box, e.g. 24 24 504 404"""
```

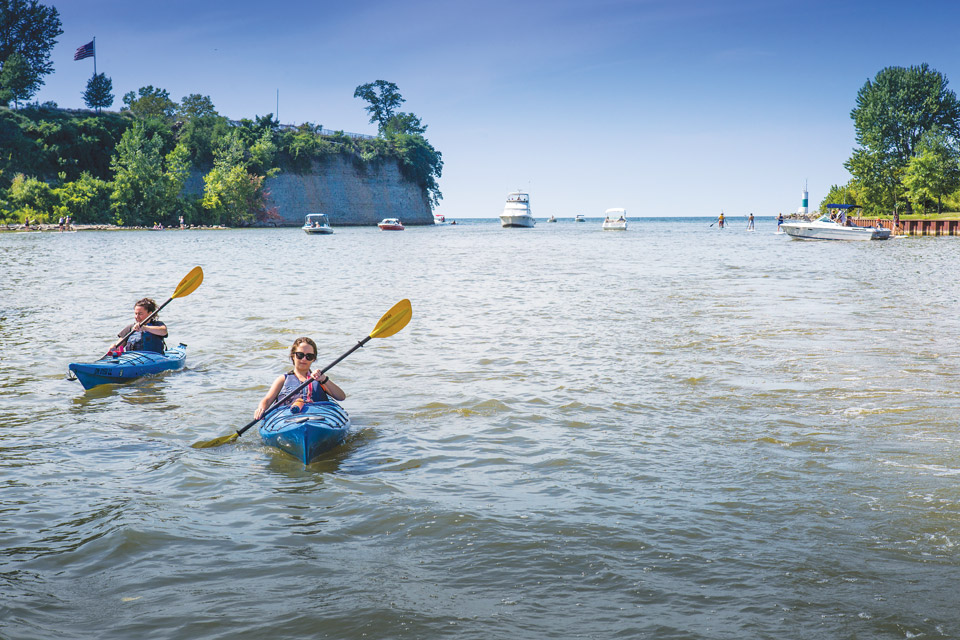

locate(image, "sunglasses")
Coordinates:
293 352 316 361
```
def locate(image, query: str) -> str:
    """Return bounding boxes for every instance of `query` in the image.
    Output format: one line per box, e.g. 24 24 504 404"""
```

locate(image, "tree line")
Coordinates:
0 1 442 226
822 63 960 216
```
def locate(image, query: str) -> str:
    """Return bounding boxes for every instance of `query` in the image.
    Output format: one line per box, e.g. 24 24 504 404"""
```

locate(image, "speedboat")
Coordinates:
303 213 333 234
500 191 535 228
780 204 890 241
378 218 404 230
574 214 586 223
602 208 628 231
433 213 450 225
547 215 557 223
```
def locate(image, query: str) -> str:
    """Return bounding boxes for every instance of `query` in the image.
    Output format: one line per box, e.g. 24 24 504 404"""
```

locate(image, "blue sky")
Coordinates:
35 0 960 218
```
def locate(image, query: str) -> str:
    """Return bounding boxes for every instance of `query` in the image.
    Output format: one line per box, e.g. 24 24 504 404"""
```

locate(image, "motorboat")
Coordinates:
602 208 628 231
547 215 557 223
303 213 333 234
378 218 404 230
574 214 586 223
500 191 535 228
433 213 450 225
780 204 890 241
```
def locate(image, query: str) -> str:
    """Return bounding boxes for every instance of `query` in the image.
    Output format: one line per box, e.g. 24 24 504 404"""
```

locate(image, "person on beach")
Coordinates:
718 212 725 228
65 215 71 230
255 337 346 420
110 297 169 354
58 216 65 232
747 213 755 230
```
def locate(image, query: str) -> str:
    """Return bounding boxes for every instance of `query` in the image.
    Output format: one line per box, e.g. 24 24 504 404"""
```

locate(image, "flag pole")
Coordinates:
93 37 96 76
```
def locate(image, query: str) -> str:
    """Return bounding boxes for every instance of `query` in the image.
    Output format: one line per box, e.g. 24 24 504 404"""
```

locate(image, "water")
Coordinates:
3 218 960 639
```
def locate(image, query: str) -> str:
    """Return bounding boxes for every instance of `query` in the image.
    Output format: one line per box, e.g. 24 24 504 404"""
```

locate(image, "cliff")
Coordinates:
185 155 433 227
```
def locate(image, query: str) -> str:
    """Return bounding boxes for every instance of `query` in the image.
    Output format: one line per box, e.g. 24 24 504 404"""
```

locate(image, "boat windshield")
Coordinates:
305 214 329 225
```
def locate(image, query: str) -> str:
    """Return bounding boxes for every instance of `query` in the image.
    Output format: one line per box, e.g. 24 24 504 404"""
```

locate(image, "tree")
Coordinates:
903 131 960 213
354 80 404 134
391 132 443 207
175 94 229 165
383 112 426 136
82 72 113 113
0 52 35 107
121 85 177 120
0 0 62 98
110 122 189 225
847 64 960 214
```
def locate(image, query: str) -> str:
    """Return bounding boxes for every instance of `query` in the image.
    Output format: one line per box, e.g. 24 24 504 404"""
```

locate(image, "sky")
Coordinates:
31 0 960 218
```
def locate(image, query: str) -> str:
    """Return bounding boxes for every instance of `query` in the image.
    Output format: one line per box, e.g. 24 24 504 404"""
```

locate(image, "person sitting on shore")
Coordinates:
254 337 346 420
109 297 169 354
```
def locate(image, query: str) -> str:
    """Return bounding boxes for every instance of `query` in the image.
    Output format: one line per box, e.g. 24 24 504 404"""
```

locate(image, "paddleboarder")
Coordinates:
777 212 784 231
255 337 346 420
111 298 169 354
747 213 755 231
718 212 725 229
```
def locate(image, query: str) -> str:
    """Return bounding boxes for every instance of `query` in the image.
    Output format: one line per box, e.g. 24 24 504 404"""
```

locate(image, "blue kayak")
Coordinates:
260 400 350 464
68 344 187 390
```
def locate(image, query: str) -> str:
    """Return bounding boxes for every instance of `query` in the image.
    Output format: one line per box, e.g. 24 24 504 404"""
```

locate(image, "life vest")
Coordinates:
122 321 167 353
278 372 328 405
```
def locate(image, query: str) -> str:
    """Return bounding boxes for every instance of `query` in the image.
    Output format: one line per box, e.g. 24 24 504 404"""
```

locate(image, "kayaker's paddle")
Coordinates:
106 266 204 356
191 298 413 449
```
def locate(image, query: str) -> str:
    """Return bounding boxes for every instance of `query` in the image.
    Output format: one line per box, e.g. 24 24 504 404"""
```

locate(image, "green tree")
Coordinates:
82 72 113 113
0 52 35 107
903 131 960 213
110 122 189 225
0 0 61 98
354 80 404 134
53 171 111 223
8 171 54 222
201 130 270 225
121 85 177 120
846 64 960 214
818 182 860 214
383 112 426 136
175 93 229 165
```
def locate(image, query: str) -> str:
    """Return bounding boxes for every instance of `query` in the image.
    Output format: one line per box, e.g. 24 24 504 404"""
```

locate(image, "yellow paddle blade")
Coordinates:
369 299 412 339
191 432 238 448
173 266 204 299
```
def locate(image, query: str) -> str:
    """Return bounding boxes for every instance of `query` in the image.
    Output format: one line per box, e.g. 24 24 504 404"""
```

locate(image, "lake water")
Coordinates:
3 218 960 639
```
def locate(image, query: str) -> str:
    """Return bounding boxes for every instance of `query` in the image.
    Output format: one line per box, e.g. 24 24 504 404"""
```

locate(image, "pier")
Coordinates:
852 218 960 236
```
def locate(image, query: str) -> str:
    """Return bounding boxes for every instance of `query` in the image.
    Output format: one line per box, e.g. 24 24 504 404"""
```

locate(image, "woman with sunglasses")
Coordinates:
254 337 345 420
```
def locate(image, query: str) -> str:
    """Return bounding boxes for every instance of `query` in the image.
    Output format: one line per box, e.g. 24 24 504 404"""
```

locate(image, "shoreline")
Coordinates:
1 223 232 233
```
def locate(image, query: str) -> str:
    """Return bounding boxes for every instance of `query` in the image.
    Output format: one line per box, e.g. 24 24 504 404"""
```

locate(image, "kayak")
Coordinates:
260 400 350 464
68 344 187 390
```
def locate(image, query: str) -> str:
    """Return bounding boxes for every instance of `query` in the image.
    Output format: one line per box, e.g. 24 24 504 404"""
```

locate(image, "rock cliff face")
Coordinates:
186 155 433 226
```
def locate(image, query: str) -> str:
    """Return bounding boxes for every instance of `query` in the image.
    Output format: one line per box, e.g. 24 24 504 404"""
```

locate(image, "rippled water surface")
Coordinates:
3 219 960 639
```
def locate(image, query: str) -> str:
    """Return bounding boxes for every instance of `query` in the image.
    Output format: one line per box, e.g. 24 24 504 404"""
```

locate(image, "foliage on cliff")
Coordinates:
1 90 442 225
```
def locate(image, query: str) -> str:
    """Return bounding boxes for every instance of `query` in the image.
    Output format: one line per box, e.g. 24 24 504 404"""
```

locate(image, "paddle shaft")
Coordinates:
233 336 372 439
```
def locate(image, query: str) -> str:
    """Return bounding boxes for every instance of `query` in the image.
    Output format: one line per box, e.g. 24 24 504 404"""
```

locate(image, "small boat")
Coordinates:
260 400 351 464
500 190 536 228
574 214 586 223
547 215 557 223
780 205 891 241
303 213 333 235
378 218 404 230
601 208 628 231
68 344 187 390
433 213 450 225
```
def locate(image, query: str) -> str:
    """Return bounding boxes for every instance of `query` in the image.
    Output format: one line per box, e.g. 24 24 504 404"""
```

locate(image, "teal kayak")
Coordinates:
68 344 187 390
260 401 350 464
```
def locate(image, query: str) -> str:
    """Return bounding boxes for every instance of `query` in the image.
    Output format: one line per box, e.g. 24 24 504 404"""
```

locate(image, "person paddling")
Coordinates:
109 297 169 354
718 212 725 228
255 337 346 420
747 212 755 230
777 212 784 231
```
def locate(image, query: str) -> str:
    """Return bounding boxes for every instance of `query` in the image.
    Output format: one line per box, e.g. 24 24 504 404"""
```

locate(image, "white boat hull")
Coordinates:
303 226 333 235
780 220 890 241
500 215 535 228
602 221 627 231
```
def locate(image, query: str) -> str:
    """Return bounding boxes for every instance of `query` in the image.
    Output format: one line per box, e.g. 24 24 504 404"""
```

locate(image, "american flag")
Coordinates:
74 40 95 61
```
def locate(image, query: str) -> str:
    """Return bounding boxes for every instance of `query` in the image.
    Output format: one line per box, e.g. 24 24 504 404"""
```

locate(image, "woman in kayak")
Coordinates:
255 337 345 419
111 297 169 353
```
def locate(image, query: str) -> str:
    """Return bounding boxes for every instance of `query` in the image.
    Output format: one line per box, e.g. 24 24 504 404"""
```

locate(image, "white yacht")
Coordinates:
601 208 628 231
500 191 535 228
302 213 333 235
780 204 890 241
